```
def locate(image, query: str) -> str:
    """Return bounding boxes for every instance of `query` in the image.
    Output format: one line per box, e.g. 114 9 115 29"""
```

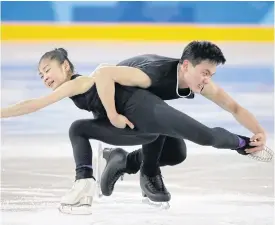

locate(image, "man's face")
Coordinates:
181 60 216 93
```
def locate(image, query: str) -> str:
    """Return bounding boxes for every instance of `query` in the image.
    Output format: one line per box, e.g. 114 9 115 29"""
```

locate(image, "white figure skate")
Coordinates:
58 178 96 215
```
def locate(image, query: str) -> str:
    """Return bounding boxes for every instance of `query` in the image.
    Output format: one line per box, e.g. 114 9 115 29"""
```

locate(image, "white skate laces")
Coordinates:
247 145 274 162
59 178 96 215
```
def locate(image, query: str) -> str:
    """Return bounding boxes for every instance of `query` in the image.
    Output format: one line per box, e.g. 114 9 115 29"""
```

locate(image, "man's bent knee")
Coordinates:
168 150 187 166
161 146 187 166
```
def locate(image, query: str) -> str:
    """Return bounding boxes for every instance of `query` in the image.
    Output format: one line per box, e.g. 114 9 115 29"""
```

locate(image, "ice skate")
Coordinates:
100 148 128 196
235 135 274 162
247 145 274 162
58 178 96 215
140 168 171 209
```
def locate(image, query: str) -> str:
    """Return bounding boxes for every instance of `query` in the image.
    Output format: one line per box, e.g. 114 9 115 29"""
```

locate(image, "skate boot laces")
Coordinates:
147 173 166 192
66 179 81 195
66 177 95 196
155 173 167 192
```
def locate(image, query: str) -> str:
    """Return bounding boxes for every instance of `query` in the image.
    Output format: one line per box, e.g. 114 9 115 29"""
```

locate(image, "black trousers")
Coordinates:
69 89 240 179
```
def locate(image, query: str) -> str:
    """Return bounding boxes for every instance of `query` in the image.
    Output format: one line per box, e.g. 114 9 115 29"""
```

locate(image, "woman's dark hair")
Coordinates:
39 48 74 73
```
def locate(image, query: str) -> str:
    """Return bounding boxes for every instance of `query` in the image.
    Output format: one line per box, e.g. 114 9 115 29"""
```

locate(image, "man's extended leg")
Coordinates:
124 90 247 151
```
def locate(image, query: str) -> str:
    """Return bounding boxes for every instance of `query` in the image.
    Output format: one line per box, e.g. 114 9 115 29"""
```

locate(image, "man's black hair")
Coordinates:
180 41 226 66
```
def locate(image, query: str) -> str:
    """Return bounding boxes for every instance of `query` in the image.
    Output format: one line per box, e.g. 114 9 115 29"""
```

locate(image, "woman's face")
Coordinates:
38 58 70 90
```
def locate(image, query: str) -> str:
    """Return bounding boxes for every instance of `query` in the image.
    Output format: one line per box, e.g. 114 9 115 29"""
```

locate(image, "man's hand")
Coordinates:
246 132 267 153
109 113 135 129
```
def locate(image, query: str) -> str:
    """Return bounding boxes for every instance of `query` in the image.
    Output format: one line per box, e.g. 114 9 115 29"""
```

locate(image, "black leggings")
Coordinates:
126 136 187 176
69 89 240 179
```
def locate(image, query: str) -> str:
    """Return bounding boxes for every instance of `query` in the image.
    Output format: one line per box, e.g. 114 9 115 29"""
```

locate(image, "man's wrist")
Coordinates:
255 129 266 135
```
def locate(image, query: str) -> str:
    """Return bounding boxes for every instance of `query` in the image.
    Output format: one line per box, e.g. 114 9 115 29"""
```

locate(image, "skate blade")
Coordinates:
142 197 170 210
102 148 112 161
58 204 93 215
95 142 104 198
248 145 274 162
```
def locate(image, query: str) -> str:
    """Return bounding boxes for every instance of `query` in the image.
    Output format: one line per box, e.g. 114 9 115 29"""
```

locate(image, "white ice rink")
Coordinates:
1 152 274 225
1 42 274 225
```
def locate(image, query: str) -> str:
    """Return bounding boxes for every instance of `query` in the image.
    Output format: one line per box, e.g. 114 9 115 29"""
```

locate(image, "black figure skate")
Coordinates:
100 148 127 196
140 167 171 209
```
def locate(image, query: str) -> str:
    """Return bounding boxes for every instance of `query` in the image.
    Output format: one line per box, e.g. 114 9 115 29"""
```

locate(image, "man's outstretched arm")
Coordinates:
201 80 266 153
